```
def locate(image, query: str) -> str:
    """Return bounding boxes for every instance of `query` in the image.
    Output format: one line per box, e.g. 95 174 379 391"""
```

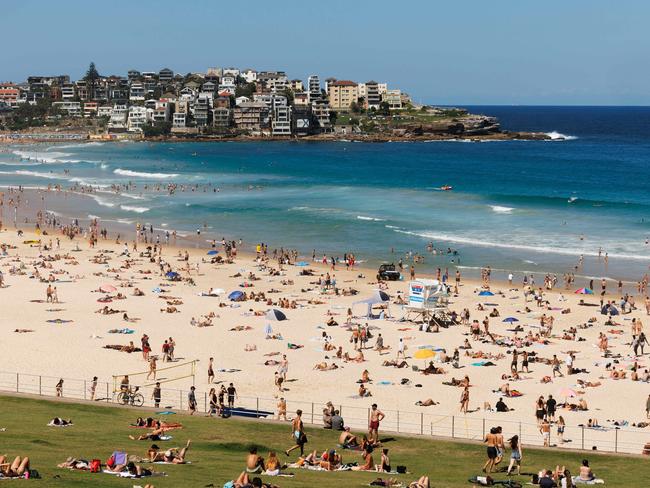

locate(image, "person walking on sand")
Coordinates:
369 403 385 445
55 378 63 397
147 356 157 380
460 386 470 413
207 357 215 384
277 397 287 421
540 418 551 447
397 338 405 360
646 394 650 419
285 410 306 456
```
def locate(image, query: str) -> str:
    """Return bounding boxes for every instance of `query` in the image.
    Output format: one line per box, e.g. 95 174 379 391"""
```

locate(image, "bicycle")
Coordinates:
117 386 144 407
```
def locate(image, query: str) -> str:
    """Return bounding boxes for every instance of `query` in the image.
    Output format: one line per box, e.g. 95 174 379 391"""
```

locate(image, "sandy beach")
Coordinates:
1 187 650 454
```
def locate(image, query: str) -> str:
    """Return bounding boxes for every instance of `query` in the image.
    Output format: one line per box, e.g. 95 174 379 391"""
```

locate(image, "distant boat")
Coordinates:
437 185 453 191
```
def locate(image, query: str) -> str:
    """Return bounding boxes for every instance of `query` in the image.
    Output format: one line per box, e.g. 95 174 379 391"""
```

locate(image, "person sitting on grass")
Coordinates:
351 445 374 471
338 427 359 448
0 455 30 478
246 446 265 474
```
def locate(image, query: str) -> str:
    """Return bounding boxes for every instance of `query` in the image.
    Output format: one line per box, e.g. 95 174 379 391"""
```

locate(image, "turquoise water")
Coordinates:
2 106 650 282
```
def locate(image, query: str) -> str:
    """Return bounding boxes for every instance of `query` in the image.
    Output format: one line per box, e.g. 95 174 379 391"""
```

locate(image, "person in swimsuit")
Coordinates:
483 427 498 473
368 403 385 445
208 357 215 384
285 410 306 456
245 446 264 474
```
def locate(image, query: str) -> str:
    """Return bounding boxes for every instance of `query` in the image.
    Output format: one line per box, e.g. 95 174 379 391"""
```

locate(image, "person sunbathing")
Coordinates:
415 399 438 406
351 446 374 471
0 455 30 478
48 417 73 426
382 359 408 368
314 362 338 371
126 461 153 477
422 362 446 375
344 350 365 362
326 317 338 326
129 426 166 441
358 384 372 397
148 440 191 463
409 476 431 488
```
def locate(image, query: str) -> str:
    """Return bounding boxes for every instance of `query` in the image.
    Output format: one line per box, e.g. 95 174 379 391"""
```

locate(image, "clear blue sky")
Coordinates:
2 0 648 105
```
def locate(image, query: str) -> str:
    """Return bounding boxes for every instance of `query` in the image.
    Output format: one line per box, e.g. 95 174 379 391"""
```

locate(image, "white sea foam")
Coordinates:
12 170 63 180
356 215 386 222
490 205 514 214
385 225 400 229
50 142 105 150
114 168 179 179
120 205 150 213
546 131 578 141
392 229 650 261
12 150 82 163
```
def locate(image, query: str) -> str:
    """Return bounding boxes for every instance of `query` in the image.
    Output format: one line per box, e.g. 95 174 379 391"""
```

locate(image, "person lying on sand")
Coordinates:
313 362 338 371
415 399 439 406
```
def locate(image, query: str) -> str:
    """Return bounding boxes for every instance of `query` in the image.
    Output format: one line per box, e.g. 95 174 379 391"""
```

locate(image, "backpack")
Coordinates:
90 459 101 473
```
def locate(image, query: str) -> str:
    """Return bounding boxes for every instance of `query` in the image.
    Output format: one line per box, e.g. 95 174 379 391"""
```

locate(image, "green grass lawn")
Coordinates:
0 395 646 487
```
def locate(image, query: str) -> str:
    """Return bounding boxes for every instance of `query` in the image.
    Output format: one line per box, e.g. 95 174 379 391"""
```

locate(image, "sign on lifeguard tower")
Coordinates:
408 279 445 309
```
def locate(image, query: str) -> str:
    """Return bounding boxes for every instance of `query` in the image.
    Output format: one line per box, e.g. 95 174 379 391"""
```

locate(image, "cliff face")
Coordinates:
396 115 500 136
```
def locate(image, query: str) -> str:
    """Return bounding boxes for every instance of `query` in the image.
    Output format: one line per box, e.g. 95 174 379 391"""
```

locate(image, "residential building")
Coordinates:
235 96 250 106
222 67 240 78
291 79 304 92
291 106 316 136
212 107 231 130
127 70 141 82
324 77 337 92
152 100 172 123
83 102 98 117
308 75 321 102
107 104 128 131
129 82 145 101
218 76 236 96
52 101 82 117
258 71 289 92
0 101 13 123
378 83 388 95
382 89 402 110
233 101 270 134
194 96 212 127
172 112 187 129
365 81 380 110
206 67 223 78
311 99 331 132
272 102 291 136
0 83 20 107
241 69 257 83
327 80 358 110
61 83 77 100
158 68 174 83
127 105 149 132
97 105 113 118
294 92 309 106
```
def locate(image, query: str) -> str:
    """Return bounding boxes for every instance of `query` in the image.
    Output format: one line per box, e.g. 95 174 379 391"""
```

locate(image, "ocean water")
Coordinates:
1 106 650 283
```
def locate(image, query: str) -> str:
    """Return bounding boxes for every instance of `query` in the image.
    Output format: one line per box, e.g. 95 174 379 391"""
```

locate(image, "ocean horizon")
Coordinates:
2 105 650 284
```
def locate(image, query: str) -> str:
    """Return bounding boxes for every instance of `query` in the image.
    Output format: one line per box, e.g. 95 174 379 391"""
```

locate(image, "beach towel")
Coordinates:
156 411 176 415
573 478 604 485
471 361 496 366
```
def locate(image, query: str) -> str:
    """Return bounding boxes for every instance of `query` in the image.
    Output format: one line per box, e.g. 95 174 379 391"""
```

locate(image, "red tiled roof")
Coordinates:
329 80 357 87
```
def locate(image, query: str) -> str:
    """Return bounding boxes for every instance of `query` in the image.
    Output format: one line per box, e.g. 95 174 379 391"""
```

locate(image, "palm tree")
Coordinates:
84 62 100 100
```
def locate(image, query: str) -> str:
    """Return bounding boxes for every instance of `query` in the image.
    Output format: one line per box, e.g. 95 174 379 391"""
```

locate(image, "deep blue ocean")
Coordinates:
2 106 650 283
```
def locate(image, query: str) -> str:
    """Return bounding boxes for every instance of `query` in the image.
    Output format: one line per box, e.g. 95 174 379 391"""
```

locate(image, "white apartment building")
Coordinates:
127 106 149 132
108 104 128 131
241 69 257 83
129 82 145 101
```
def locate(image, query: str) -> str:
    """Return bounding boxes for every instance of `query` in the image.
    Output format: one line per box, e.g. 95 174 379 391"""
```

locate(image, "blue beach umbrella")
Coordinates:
502 317 519 323
296 261 309 267
228 290 244 301
266 309 287 321
207 250 218 255
165 271 179 279
478 290 494 296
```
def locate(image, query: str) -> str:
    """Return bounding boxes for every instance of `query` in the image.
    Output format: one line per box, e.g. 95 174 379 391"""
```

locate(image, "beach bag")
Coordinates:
397 465 407 474
90 459 101 473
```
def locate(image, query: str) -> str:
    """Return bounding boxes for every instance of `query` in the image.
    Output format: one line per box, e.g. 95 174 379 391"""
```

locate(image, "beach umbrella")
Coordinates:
166 271 179 279
574 288 593 295
502 317 519 323
266 309 287 321
295 261 309 267
228 290 244 301
478 291 494 296
413 349 436 360
558 387 577 399
207 250 218 255
100 284 117 293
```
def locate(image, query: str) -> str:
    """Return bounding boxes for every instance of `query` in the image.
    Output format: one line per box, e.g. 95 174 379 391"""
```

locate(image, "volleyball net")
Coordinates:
111 360 197 393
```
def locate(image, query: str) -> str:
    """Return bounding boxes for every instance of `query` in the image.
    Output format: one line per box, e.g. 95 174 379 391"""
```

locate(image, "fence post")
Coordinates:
106 382 110 402
452 416 455 438
482 418 486 438
581 426 585 450
397 410 400 433
256 398 260 417
615 428 618 453
180 390 183 410
519 422 522 440
39 376 42 396
420 413 424 435
84 380 87 400
311 402 314 424
16 373 19 392
204 392 207 413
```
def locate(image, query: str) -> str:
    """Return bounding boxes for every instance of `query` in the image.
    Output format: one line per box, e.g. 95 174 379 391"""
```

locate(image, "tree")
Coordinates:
235 82 256 99
350 101 360 114
84 62 101 101
329 110 338 125
142 121 171 137
379 101 390 116
282 87 294 105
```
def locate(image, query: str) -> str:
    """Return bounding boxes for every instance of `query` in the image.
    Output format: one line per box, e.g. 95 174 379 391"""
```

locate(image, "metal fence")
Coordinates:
0 370 647 455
